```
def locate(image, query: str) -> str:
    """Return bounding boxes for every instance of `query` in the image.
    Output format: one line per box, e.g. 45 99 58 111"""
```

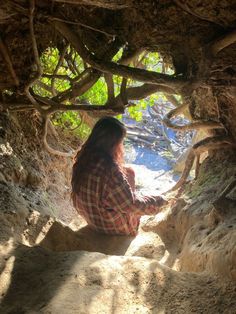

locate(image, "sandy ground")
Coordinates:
0 201 236 314
1 245 236 314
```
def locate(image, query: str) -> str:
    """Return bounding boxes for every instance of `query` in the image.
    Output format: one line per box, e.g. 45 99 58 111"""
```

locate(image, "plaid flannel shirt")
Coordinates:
74 160 164 235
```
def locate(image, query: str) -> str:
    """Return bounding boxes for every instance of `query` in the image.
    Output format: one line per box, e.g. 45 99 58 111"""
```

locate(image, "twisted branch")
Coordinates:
104 73 114 104
51 43 69 96
52 20 186 91
1 99 123 115
106 83 176 108
24 0 43 113
42 116 74 157
68 113 84 131
54 69 100 102
170 136 234 191
120 77 128 106
163 103 224 131
53 39 120 102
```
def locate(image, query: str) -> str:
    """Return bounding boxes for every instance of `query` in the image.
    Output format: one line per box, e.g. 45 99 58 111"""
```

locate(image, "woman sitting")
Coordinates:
71 116 167 236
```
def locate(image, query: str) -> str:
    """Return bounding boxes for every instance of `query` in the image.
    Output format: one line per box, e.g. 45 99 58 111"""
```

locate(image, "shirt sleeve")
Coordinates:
103 163 166 215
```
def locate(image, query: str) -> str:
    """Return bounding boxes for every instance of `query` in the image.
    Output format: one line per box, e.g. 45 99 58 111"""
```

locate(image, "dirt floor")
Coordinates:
0 208 236 314
0 113 236 313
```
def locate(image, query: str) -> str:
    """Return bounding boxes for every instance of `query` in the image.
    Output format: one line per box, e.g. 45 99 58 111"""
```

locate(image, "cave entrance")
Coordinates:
122 99 195 195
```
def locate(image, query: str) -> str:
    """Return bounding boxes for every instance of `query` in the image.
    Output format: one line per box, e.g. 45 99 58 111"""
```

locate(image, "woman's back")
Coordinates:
74 158 140 235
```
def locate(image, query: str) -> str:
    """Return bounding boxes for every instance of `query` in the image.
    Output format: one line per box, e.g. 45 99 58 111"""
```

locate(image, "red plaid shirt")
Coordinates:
74 160 165 235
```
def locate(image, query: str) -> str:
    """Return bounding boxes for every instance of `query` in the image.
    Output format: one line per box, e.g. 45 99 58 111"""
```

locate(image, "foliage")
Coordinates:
53 111 91 140
80 77 107 105
35 47 168 139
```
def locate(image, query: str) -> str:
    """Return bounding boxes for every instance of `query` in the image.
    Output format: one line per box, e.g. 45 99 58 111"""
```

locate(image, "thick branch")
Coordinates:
52 0 131 9
42 117 74 157
54 40 120 102
1 101 35 111
65 48 78 75
55 69 100 102
124 84 175 99
118 48 144 66
51 44 69 95
163 103 224 131
36 81 59 95
107 83 175 108
34 95 124 115
52 20 186 91
211 29 236 56
43 73 72 81
25 0 44 114
120 77 128 106
104 73 114 104
49 103 123 115
165 94 179 107
1 99 123 115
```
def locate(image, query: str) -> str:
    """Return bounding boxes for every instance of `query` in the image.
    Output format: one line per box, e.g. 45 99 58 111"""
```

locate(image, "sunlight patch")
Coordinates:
0 255 15 298
0 142 13 156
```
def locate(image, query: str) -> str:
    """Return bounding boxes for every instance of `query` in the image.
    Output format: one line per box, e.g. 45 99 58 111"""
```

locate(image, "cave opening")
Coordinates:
0 1 236 313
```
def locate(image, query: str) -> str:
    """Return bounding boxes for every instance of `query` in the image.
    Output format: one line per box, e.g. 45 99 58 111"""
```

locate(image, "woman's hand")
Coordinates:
154 195 168 207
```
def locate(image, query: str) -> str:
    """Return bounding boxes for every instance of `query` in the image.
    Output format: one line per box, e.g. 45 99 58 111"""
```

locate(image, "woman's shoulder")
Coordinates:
123 165 135 176
110 163 130 183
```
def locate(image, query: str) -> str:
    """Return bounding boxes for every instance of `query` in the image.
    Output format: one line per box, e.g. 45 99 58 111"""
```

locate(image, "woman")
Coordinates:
71 116 167 236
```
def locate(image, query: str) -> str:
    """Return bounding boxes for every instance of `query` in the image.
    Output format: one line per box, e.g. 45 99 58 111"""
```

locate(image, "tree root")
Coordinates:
52 20 186 91
194 154 200 180
163 103 224 131
42 117 74 157
23 0 78 157
0 36 19 86
53 39 120 103
169 136 234 191
120 77 128 106
104 73 115 104
51 43 69 96
68 113 84 131
24 0 43 113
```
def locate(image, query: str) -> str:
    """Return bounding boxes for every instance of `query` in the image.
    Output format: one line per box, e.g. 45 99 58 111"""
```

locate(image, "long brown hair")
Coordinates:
71 116 126 204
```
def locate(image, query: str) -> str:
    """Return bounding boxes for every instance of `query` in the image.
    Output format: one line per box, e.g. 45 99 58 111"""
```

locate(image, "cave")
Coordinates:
0 1 236 313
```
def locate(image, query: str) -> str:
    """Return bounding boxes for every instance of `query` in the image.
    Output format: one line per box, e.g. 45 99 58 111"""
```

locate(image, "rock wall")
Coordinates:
0 112 80 222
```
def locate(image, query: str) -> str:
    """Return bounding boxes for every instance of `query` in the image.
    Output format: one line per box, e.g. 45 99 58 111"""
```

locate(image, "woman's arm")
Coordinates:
123 165 135 192
104 164 167 215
